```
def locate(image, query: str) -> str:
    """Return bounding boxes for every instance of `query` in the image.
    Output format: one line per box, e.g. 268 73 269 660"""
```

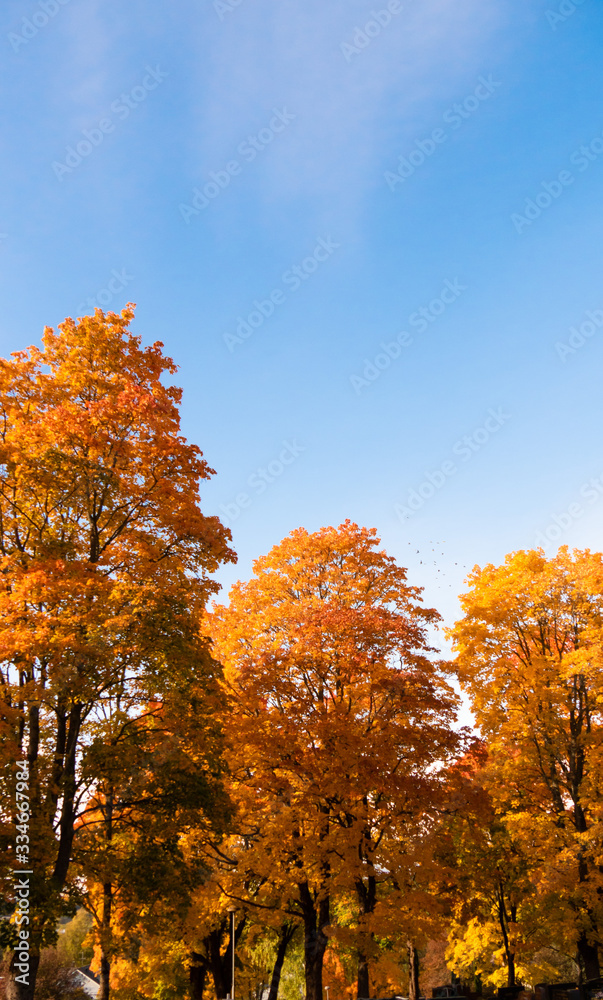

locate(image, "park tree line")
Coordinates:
0 309 602 1000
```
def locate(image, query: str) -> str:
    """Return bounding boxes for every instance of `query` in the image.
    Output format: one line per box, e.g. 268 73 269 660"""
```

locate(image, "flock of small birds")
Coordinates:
405 539 469 589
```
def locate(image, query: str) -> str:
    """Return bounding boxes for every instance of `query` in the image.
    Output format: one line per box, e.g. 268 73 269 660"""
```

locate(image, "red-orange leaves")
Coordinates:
0 307 235 997
209 522 462 999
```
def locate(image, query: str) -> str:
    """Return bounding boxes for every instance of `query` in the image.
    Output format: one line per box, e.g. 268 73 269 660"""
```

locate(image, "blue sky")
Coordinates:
1 0 602 636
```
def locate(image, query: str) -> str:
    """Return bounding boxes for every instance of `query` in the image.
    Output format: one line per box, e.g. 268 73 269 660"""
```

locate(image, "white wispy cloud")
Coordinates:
187 0 514 232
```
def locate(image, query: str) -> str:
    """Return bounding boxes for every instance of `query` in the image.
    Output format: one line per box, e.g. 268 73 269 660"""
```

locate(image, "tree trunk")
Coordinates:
190 953 208 1000
208 916 247 999
299 883 329 1000
99 950 111 1000
52 703 83 887
496 885 515 988
408 941 420 1000
98 878 113 1000
98 788 114 1000
209 925 229 999
577 930 600 981
5 950 40 1000
355 873 376 999
267 922 297 1000
506 952 516 989
357 954 370 1000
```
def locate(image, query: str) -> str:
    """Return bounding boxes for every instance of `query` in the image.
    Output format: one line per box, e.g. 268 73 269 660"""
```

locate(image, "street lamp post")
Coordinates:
227 907 236 1000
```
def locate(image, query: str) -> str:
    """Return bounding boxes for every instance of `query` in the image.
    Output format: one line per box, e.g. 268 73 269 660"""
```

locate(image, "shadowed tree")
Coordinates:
0 307 235 1000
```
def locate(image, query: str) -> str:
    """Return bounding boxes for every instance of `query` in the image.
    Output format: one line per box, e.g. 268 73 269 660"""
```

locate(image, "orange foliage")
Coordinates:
0 307 234 998
209 522 464 1000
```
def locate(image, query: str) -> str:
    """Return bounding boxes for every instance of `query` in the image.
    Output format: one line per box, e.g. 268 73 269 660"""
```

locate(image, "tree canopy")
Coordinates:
2 312 603 1000
209 522 465 1000
449 547 603 980
0 307 235 1000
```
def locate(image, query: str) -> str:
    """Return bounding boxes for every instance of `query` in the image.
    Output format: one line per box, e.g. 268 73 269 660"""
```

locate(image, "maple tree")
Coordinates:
449 547 603 981
0 947 89 1000
0 307 235 1000
7 305 601 1000
177 857 248 1000
209 521 464 1000
439 750 560 989
73 677 230 1000
106 832 298 1000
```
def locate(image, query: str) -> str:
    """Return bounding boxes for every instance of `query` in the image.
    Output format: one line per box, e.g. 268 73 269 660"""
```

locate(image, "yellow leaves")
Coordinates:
109 935 191 999
450 547 603 739
446 912 575 989
449 546 603 975
1 304 234 603
446 916 502 981
203 521 463 975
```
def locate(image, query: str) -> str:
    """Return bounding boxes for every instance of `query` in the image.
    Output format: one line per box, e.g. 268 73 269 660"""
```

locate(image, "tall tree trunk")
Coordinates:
496 884 515 988
574 854 601 982
52 703 83 886
208 915 247 999
355 874 376 999
299 883 329 1000
407 941 420 1000
267 922 297 1000
190 952 208 1000
209 925 229 999
5 950 40 1000
357 953 370 1000
577 930 600 981
506 951 516 989
98 790 114 1000
99 879 113 1000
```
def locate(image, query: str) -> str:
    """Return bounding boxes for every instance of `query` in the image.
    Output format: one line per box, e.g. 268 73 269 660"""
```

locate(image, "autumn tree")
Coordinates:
183 881 295 1000
73 677 230 1000
439 749 554 989
105 824 298 1000
167 842 247 1000
209 522 464 1000
449 547 603 980
0 307 235 1000
87 699 298 1000
0 948 89 1000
